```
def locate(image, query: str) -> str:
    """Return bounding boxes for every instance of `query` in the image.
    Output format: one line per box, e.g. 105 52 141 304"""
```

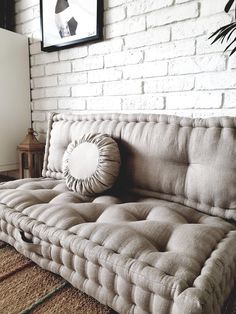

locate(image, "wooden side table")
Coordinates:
17 128 45 179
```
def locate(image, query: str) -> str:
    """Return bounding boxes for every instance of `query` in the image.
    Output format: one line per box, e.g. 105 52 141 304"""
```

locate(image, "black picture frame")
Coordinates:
0 0 15 31
40 0 103 52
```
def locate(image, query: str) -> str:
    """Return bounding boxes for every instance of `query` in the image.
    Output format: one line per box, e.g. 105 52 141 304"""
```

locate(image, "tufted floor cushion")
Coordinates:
43 113 236 222
0 178 235 314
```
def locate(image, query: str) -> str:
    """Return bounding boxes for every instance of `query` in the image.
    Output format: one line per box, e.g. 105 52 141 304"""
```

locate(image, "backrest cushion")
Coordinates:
43 113 236 221
62 133 121 196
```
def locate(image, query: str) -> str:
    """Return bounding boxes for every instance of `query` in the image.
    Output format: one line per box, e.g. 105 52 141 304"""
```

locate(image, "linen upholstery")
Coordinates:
0 113 236 314
63 133 121 196
0 178 235 314
43 113 236 221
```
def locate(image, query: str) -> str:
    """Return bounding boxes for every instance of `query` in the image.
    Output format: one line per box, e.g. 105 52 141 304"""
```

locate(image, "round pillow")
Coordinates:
63 133 121 196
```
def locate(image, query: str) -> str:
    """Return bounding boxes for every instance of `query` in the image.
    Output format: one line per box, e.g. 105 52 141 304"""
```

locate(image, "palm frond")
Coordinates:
225 0 235 12
230 45 236 55
226 26 236 40
209 22 236 55
209 0 236 55
210 23 236 44
208 22 235 40
224 37 236 51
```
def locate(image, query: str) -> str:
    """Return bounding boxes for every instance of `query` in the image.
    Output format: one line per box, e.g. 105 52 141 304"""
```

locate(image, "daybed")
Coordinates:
0 112 235 314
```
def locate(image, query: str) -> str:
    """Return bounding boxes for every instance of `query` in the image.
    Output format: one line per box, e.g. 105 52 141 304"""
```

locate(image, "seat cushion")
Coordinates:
0 178 235 313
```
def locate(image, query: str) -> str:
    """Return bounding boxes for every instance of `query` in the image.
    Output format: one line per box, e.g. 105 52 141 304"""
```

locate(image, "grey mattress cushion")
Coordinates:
0 178 235 313
43 113 236 221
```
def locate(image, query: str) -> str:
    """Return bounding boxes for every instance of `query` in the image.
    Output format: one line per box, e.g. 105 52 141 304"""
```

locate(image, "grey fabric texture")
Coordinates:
0 113 236 314
63 133 121 196
43 113 236 222
0 178 235 314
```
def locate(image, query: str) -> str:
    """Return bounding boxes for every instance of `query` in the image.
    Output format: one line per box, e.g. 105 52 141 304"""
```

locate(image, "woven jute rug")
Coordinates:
1 240 235 314
0 241 116 314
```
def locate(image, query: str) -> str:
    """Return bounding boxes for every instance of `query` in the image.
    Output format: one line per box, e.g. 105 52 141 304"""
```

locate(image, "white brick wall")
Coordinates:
15 0 236 136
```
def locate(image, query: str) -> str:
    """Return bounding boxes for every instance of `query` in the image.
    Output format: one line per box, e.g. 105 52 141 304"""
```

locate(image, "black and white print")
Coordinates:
40 0 103 51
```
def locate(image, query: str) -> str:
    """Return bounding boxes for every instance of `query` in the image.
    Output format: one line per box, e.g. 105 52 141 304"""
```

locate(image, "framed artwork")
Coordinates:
40 0 103 52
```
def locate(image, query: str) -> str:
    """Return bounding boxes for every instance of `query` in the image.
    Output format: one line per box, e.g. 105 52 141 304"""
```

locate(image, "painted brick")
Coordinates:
45 86 71 98
175 0 192 3
33 99 58 111
125 27 170 49
194 109 236 117
105 16 146 39
201 1 225 17
145 39 195 61
32 111 46 122
147 2 199 27
33 76 57 88
15 0 38 13
172 14 232 40
59 46 88 61
228 57 236 69
123 61 168 79
127 0 173 17
223 91 236 108
72 84 103 97
58 72 87 86
104 6 126 25
166 92 222 109
16 7 34 24
122 95 165 110
31 89 45 100
104 80 143 96
144 76 194 93
163 108 236 118
196 72 236 90
16 0 236 122
30 79 34 89
32 30 42 42
105 50 143 67
33 122 48 139
87 97 122 110
104 0 125 9
30 41 41 55
89 38 123 55
30 55 35 66
45 62 71 75
88 68 122 83
172 20 204 41
58 98 86 110
19 18 40 35
34 52 59 65
160 109 236 118
72 56 103 72
31 65 45 78
196 35 227 55
169 55 226 75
